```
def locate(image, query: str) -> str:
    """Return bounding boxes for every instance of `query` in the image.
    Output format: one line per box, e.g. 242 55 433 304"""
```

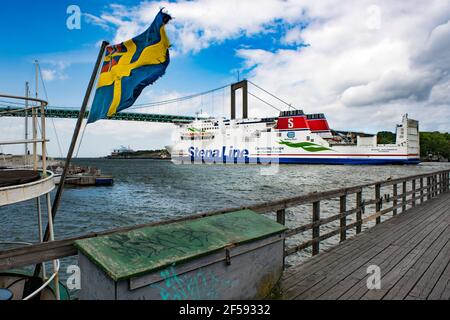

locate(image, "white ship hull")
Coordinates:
168 112 420 165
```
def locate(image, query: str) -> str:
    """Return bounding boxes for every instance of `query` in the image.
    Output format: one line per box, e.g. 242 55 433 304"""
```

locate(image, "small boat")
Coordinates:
63 173 114 186
50 164 114 186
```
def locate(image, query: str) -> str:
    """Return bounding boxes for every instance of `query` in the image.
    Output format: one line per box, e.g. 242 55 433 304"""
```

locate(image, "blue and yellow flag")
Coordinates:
88 10 171 123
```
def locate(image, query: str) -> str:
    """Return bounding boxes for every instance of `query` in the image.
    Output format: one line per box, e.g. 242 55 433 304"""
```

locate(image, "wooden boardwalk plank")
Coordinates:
382 227 449 300
330 209 449 300
283 195 448 282
405 237 450 300
280 192 450 300
407 235 450 299
282 196 444 289
361 224 449 299
282 196 450 299
339 225 449 300
427 260 450 300
315 206 448 300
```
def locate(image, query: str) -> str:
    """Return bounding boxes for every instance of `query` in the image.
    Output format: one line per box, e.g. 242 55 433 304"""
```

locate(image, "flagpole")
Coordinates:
33 40 109 277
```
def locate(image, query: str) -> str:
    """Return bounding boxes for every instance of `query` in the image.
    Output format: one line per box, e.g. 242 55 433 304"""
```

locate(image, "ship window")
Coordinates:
277 133 282 137
306 136 310 141
311 139 314 142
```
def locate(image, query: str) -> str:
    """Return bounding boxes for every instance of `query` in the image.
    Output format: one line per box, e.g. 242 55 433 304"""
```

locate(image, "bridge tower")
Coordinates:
230 80 248 120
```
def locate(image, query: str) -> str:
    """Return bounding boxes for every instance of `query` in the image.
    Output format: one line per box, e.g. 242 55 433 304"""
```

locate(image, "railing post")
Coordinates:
444 172 447 192
312 201 320 256
437 174 440 195
431 175 434 197
375 184 381 224
447 171 450 192
446 171 449 192
412 179 416 207
427 176 431 200
402 181 407 212
444 172 448 192
393 183 398 215
433 174 437 197
356 191 362 234
276 209 286 225
276 208 286 268
436 174 439 196
437 174 441 195
340 195 347 242
420 178 424 204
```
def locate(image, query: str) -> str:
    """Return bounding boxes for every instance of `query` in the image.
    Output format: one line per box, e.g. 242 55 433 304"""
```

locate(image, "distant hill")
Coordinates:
420 132 450 159
377 131 396 145
377 131 450 159
106 149 171 160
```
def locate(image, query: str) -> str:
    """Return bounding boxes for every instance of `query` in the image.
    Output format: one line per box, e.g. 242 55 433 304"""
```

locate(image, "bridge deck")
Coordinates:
280 192 450 300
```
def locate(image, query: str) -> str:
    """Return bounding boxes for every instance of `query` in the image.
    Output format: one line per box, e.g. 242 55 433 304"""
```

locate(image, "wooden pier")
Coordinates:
280 192 450 300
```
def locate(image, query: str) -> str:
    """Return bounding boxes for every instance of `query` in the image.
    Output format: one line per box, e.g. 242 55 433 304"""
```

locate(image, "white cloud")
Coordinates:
40 67 68 82
33 47 102 83
341 70 441 107
83 13 111 31
41 68 57 81
230 0 450 132
86 0 306 53
282 27 304 45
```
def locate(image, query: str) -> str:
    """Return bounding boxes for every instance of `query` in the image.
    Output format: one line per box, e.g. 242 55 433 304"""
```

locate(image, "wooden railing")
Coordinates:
0 169 449 271
276 169 450 258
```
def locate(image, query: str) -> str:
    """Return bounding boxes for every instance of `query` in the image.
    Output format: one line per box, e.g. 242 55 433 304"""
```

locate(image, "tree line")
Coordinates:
377 131 450 159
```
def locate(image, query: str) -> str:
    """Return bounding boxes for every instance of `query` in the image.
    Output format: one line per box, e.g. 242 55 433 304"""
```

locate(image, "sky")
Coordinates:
1 0 449 157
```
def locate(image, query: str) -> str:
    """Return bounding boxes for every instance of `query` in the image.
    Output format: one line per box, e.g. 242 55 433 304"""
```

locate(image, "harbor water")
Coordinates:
1 159 450 297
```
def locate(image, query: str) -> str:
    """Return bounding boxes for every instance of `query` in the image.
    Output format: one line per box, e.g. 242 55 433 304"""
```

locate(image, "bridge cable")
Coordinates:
248 80 294 110
129 84 231 110
248 91 282 112
75 122 88 158
37 63 64 158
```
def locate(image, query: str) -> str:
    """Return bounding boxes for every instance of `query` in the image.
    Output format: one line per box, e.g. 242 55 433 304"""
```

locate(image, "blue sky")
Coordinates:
1 0 449 157
1 1 242 106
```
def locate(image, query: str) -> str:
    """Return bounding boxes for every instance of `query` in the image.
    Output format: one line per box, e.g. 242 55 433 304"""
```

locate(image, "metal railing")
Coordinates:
0 93 60 299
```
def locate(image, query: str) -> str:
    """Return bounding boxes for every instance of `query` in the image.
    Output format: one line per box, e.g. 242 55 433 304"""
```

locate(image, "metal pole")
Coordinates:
34 42 108 278
31 76 38 171
25 82 29 166
34 61 38 171
32 105 37 171
36 196 46 279
35 60 38 100
40 101 47 178
46 193 60 300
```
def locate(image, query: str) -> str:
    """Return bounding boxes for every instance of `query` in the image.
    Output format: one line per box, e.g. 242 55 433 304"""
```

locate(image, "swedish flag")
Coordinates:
88 10 171 123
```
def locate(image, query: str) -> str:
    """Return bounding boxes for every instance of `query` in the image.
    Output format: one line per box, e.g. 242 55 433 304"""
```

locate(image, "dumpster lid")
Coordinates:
75 209 286 281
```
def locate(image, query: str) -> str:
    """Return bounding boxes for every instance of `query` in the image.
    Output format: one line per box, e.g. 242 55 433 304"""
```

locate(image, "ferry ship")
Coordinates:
168 110 420 165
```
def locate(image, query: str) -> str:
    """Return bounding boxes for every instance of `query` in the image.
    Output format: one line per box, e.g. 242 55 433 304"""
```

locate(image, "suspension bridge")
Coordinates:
0 106 199 123
0 80 294 124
